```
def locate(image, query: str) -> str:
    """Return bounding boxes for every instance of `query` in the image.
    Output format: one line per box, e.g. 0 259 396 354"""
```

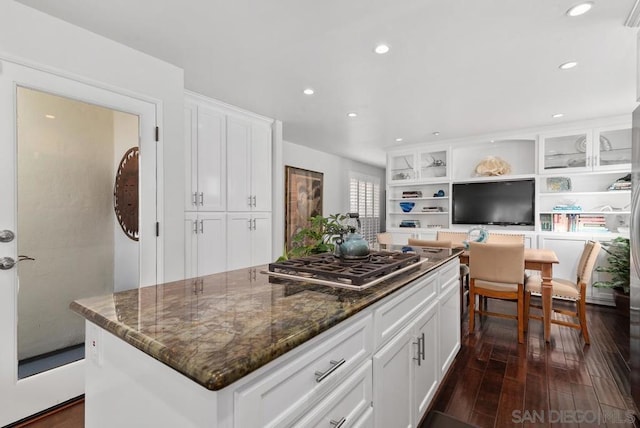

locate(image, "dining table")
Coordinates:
459 247 559 342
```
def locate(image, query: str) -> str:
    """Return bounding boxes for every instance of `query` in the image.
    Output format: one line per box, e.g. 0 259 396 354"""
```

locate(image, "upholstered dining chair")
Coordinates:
524 240 601 344
407 238 452 248
377 232 393 249
486 233 525 244
436 231 471 306
468 241 526 343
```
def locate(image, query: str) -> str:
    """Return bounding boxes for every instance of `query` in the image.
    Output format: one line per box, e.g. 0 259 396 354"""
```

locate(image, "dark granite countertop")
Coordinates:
70 246 461 391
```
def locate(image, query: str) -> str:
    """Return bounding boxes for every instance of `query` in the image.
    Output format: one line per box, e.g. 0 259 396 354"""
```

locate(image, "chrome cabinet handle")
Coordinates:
193 220 198 234
248 219 253 230
252 195 257 207
192 192 197 206
413 337 421 366
0 257 15 270
252 219 256 230
315 358 346 383
0 230 15 243
421 332 425 361
199 192 204 206
330 417 346 428
199 219 204 234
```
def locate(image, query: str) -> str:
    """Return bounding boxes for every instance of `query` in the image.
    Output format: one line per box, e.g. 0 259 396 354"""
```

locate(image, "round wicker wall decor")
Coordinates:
113 147 139 241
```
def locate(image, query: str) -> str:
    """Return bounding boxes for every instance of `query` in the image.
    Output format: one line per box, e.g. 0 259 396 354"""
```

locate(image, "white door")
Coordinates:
251 121 272 212
0 60 157 425
227 213 252 270
251 213 272 266
373 322 413 428
413 303 439 424
227 116 251 212
198 213 227 276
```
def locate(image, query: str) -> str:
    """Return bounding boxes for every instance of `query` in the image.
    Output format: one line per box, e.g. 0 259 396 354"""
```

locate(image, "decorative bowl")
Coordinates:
399 201 415 212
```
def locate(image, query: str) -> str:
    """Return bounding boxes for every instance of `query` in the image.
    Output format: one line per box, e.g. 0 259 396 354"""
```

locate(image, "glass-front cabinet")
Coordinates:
388 151 417 183
388 147 449 183
539 125 631 174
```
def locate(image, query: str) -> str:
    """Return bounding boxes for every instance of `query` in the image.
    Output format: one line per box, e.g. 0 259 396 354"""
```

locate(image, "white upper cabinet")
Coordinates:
388 147 449 184
539 124 631 174
184 97 226 211
227 114 273 212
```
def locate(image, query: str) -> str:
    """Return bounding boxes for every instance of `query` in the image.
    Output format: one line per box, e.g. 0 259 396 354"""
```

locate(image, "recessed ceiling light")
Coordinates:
552 113 564 118
303 88 314 95
395 138 403 142
45 114 55 119
559 61 578 70
374 44 390 54
432 131 440 136
347 112 358 118
566 2 593 17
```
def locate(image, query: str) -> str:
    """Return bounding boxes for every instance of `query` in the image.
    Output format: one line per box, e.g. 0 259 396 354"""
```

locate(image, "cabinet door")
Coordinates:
539 131 591 174
594 126 632 171
538 235 587 281
417 148 448 180
373 322 413 428
197 106 226 211
438 278 460 377
184 103 198 211
198 213 227 276
251 121 272 211
184 213 198 279
227 213 253 270
413 302 439 425
251 213 272 266
388 152 417 183
227 116 252 212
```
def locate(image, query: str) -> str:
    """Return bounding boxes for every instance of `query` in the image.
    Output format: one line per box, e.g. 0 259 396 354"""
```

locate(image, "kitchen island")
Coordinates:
71 246 462 427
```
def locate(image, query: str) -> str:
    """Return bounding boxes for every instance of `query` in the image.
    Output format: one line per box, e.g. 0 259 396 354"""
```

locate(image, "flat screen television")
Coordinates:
452 179 535 226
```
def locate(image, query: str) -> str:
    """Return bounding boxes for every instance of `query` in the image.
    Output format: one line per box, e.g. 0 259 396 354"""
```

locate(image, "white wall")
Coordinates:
0 1 185 282
272 140 386 256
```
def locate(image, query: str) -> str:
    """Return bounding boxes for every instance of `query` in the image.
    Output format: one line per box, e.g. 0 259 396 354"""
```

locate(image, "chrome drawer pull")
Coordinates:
314 358 346 383
330 417 346 428
413 338 421 366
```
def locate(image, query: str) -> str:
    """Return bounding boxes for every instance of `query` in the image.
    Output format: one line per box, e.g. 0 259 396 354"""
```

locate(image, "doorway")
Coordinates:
0 60 158 426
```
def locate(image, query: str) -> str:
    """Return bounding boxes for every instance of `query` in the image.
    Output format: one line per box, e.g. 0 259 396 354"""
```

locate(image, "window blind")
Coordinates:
349 173 381 244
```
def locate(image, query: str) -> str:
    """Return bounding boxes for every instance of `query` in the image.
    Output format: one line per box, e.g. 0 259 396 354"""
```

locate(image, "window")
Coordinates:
349 172 381 244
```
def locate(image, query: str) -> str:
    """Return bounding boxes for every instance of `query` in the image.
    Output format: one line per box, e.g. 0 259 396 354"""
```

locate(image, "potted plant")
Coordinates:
278 213 349 260
593 237 630 317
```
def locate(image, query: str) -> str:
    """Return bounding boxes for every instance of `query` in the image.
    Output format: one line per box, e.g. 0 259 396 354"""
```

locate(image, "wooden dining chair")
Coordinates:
524 240 601 344
469 241 526 343
407 238 452 248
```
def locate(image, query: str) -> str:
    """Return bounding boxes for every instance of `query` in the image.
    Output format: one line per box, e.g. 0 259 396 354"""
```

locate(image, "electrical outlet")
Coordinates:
87 323 103 366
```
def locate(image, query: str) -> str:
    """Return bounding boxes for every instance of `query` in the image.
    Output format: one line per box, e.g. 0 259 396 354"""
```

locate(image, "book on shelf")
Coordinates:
541 213 609 232
402 190 422 198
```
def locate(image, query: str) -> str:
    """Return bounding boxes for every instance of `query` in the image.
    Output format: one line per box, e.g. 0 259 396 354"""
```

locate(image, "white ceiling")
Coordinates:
16 0 639 167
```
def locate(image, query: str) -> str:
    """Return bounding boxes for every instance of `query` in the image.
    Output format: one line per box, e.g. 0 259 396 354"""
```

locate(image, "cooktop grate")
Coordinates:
268 251 421 286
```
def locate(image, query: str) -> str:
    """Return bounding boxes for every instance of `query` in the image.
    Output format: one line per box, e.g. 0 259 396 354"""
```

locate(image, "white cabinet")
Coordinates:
539 124 631 174
373 302 439 428
184 212 227 278
184 96 226 212
388 147 449 184
538 234 614 305
227 212 272 270
227 114 272 212
438 275 461 377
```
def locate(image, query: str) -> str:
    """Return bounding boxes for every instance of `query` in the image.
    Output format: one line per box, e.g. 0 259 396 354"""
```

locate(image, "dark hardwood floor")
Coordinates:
424 297 637 428
13 298 636 428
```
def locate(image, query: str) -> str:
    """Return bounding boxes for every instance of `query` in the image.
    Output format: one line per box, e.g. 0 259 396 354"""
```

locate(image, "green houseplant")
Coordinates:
593 237 630 294
593 237 630 317
279 213 349 260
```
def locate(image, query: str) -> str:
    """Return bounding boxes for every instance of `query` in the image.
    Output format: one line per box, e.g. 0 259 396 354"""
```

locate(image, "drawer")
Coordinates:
439 270 460 295
234 313 373 428
373 271 437 349
439 259 459 286
292 360 372 428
